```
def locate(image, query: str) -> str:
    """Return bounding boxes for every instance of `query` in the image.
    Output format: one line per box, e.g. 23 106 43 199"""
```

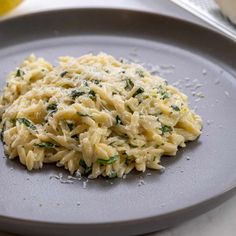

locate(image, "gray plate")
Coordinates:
0 9 236 236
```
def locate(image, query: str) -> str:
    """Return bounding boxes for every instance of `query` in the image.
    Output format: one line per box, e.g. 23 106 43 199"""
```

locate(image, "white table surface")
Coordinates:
0 1 236 236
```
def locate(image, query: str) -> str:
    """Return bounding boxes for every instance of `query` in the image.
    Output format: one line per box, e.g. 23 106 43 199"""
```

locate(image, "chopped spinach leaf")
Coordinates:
164 80 168 85
157 85 163 92
84 166 92 176
16 69 21 77
47 103 58 116
93 80 100 84
0 129 2 142
116 115 123 125
0 122 6 142
97 155 119 165
108 171 117 179
71 90 85 99
34 142 57 149
132 87 144 97
77 112 89 117
89 90 95 96
88 90 96 101
171 105 180 111
79 159 92 176
67 122 74 131
47 103 58 112
60 71 68 77
125 78 134 90
130 143 138 148
160 125 172 134
17 118 36 130
125 103 134 114
125 156 132 165
157 85 170 100
15 69 24 78
83 81 89 86
79 159 86 168
160 91 170 100
136 69 145 77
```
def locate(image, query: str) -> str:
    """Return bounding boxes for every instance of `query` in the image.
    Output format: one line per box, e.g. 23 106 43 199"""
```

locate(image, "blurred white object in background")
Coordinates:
171 0 236 41
215 0 236 24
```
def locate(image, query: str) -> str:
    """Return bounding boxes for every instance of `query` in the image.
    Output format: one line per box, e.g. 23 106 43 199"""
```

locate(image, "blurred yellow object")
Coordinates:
0 0 22 16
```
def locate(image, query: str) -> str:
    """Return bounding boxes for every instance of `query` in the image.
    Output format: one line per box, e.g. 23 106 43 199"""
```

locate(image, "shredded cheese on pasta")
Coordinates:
0 53 202 178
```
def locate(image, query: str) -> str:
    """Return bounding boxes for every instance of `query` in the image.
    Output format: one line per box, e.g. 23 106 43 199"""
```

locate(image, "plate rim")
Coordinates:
0 7 236 232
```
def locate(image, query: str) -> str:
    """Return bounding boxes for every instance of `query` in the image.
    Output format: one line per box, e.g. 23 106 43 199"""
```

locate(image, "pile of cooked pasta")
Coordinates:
0 53 202 178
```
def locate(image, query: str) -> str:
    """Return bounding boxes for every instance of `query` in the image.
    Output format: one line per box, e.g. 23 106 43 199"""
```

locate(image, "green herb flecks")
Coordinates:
171 105 180 111
0 129 3 142
47 103 58 112
159 125 172 135
157 85 170 100
125 156 132 165
125 78 134 91
77 112 90 117
88 90 96 101
0 122 6 143
34 142 57 149
136 69 145 78
79 159 87 168
60 71 68 77
160 91 170 100
108 171 117 179
116 115 123 125
71 90 85 99
93 80 100 84
15 69 24 78
157 85 163 91
17 118 36 130
46 103 58 116
130 143 138 148
67 122 74 131
79 159 92 176
83 81 89 87
97 155 119 165
132 87 144 97
125 103 134 114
